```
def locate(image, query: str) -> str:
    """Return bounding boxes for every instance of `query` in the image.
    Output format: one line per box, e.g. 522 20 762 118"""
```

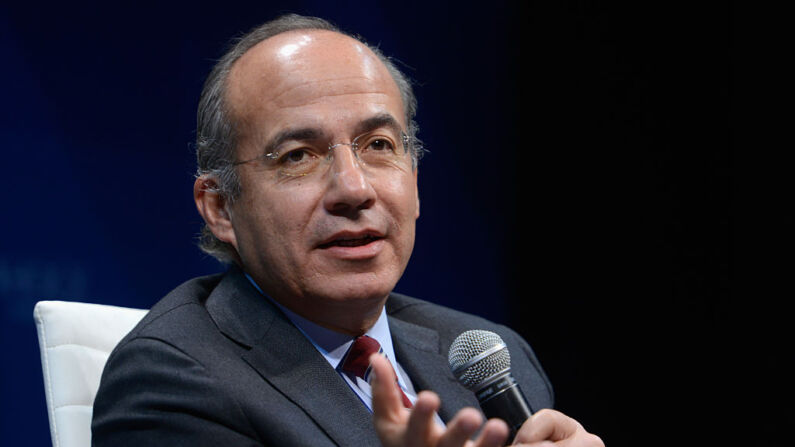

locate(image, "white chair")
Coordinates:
33 300 148 447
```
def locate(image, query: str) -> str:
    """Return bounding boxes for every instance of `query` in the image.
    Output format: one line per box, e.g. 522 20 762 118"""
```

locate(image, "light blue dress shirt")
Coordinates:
244 274 421 413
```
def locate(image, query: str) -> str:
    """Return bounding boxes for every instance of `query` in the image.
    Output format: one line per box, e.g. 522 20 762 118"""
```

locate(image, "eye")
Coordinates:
365 138 396 152
270 146 324 178
280 148 314 164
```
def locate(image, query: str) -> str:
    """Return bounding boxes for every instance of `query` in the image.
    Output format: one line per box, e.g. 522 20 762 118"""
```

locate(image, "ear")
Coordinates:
194 175 238 250
413 168 420 219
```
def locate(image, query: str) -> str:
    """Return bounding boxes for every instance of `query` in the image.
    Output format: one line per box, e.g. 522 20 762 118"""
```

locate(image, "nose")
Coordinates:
322 144 376 216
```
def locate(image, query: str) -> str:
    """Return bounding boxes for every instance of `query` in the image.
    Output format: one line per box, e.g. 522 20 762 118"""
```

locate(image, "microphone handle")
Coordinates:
476 374 533 439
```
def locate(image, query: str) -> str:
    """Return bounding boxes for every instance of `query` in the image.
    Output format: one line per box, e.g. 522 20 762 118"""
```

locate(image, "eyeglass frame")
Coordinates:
231 130 415 176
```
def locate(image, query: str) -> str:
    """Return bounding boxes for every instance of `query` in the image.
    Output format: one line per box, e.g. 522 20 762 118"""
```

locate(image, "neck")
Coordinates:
241 270 389 336
283 296 386 337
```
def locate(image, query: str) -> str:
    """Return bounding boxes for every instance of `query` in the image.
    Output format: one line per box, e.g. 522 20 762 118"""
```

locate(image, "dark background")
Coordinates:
1 1 739 446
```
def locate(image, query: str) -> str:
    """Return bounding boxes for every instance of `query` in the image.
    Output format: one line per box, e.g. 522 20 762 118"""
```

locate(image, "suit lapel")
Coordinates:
241 318 379 446
388 317 481 423
205 268 380 446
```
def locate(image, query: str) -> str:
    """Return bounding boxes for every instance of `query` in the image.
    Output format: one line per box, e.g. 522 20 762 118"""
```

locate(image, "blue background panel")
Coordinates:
1 2 739 446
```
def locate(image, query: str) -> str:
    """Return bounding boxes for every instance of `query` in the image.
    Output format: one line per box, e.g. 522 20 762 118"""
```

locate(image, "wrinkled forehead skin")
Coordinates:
225 29 407 151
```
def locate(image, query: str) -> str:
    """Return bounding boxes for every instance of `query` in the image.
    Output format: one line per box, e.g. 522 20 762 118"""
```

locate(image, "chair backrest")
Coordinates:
33 300 148 447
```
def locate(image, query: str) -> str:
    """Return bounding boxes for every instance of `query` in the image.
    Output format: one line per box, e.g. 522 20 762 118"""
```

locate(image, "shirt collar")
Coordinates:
244 273 398 370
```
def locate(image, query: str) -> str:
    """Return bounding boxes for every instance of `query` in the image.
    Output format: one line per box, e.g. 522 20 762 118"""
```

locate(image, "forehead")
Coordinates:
225 30 405 135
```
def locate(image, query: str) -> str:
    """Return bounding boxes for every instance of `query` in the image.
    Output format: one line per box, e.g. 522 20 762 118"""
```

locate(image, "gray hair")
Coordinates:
195 14 423 263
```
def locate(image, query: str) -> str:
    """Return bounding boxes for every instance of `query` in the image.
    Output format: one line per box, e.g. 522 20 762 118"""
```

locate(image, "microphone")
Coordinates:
448 330 532 438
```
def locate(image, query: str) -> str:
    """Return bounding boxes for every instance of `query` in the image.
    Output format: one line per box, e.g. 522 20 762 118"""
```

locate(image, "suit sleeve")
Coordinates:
92 337 263 447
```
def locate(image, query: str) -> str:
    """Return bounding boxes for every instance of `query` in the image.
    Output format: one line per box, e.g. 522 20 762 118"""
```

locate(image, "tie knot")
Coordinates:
340 335 382 381
339 334 413 409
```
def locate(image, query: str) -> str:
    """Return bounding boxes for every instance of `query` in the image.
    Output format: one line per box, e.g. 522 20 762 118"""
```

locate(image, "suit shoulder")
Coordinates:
386 292 503 335
387 292 555 409
115 271 226 349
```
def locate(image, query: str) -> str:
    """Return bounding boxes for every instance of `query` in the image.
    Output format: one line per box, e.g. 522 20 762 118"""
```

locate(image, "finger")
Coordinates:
404 391 442 445
472 418 510 447
370 353 404 422
437 407 483 447
524 434 603 447
513 409 581 444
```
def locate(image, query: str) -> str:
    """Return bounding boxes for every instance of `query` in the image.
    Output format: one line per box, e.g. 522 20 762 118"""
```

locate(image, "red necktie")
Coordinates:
340 335 413 409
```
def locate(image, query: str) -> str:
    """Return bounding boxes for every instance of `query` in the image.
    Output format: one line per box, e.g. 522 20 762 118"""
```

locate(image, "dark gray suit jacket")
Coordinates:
92 268 553 446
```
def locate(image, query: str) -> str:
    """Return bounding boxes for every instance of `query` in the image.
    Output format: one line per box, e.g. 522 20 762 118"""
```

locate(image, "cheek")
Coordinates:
388 175 419 220
239 183 321 243
377 175 419 244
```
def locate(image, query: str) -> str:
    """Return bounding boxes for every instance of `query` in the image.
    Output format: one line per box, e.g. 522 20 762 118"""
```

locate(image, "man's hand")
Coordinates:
512 409 604 446
370 353 509 447
370 354 604 447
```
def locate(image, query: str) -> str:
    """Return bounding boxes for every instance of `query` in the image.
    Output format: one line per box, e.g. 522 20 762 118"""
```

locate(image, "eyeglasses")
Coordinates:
233 130 413 178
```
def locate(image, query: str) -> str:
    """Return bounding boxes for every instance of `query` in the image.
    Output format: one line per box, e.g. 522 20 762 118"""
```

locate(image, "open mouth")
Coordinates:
318 234 383 249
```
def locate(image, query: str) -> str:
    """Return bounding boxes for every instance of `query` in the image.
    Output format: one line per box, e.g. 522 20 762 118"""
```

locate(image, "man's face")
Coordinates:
220 30 419 330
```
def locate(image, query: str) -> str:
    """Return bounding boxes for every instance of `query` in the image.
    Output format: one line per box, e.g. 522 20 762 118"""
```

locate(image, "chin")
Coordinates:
314 271 398 304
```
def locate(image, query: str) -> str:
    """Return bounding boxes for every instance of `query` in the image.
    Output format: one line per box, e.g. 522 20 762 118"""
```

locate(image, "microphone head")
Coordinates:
448 330 511 390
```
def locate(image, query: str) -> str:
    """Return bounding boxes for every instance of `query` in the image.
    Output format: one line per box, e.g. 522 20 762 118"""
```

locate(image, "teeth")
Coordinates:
336 236 372 247
319 233 384 249
327 235 376 247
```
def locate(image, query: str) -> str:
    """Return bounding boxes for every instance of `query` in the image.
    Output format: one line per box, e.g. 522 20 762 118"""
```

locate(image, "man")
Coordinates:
92 14 602 446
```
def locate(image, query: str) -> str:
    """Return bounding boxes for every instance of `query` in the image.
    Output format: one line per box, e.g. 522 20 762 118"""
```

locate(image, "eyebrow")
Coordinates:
352 113 404 137
263 127 329 156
